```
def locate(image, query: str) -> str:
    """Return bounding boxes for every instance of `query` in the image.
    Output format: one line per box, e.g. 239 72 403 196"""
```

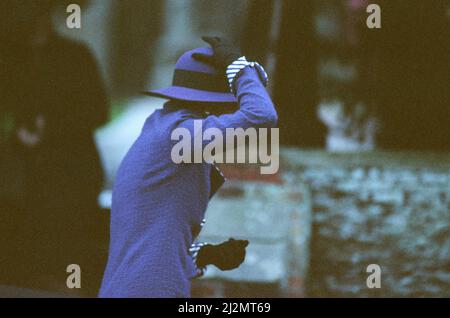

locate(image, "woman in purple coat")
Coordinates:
99 38 277 298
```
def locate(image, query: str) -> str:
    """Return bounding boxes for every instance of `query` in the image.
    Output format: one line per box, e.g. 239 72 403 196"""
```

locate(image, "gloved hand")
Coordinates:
192 36 242 73
196 238 249 271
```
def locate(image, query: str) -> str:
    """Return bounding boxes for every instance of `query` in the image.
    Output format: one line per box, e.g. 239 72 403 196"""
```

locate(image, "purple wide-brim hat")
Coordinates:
143 47 237 103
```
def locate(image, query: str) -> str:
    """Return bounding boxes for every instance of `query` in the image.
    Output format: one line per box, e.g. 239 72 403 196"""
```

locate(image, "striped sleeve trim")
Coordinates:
226 56 269 94
190 241 208 278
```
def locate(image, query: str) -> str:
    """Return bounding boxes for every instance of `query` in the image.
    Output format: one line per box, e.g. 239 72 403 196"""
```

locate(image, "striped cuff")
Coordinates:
226 56 269 94
190 241 208 278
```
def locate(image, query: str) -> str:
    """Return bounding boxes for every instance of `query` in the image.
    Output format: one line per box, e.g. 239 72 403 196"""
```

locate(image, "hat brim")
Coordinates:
142 86 237 103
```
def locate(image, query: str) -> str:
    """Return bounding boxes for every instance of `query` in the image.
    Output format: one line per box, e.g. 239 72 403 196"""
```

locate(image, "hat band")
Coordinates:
173 69 229 93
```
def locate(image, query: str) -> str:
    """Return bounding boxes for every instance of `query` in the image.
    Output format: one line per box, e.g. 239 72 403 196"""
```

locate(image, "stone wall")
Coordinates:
193 167 311 298
282 149 450 297
190 149 450 297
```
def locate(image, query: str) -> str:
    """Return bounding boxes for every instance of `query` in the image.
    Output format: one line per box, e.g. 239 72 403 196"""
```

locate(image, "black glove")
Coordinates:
196 238 249 271
192 36 242 72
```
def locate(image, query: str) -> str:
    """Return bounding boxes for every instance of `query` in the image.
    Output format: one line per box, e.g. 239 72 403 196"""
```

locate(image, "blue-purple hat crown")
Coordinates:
144 47 236 103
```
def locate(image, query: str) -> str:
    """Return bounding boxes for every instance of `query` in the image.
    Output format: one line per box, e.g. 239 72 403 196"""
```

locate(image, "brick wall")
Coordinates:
283 149 450 297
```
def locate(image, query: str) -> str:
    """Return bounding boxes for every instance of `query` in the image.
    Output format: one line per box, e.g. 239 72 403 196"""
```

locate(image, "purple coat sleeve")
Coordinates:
179 66 278 140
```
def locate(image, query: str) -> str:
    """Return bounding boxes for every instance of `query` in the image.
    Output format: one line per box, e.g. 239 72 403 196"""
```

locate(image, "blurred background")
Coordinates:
0 0 449 297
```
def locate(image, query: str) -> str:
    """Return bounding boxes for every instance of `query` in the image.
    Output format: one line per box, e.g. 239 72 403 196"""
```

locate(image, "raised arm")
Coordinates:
179 37 277 136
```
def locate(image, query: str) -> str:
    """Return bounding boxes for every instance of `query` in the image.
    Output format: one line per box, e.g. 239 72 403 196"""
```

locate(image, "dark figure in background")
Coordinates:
241 0 274 63
376 0 450 151
0 1 108 295
340 0 449 152
242 0 325 147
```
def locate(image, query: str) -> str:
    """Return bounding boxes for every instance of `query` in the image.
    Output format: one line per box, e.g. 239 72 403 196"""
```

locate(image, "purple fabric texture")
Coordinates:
99 67 277 298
